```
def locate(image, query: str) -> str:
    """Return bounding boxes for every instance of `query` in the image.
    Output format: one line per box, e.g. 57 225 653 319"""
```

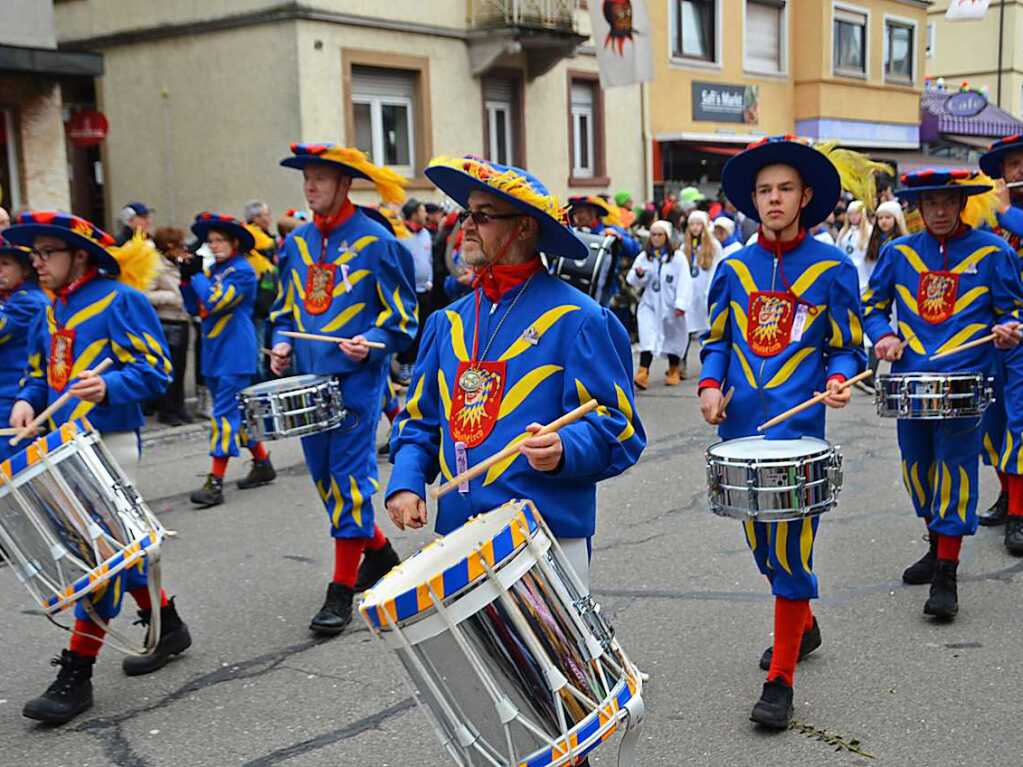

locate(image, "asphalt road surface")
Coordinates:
2 362 1021 767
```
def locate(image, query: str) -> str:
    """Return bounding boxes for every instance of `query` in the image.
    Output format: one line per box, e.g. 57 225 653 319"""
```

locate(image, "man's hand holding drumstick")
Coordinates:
699 386 735 426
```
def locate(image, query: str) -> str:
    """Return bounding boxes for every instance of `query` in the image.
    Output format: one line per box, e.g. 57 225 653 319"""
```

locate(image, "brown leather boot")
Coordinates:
665 366 682 386
634 366 649 390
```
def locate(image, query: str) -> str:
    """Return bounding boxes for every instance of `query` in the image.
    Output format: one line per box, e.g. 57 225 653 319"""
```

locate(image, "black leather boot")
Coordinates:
750 678 793 729
22 650 94 724
237 456 276 490
122 597 192 676
980 491 1009 527
190 474 224 507
310 583 354 636
902 533 938 585
924 560 959 620
759 617 822 670
1005 517 1023 555
353 541 401 593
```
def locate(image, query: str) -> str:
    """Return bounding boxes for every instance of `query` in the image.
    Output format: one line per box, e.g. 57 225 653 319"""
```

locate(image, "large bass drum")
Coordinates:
546 231 618 304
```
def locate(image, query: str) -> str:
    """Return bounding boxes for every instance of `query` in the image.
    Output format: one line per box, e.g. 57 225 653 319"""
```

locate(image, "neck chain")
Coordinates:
458 273 536 394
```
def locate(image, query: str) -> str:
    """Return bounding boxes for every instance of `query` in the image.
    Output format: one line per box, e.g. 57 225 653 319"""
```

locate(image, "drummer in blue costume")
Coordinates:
269 143 418 636
699 136 864 729
386 156 646 591
976 135 1023 527
182 212 275 508
567 194 640 306
4 211 191 725
863 170 1023 617
0 241 48 462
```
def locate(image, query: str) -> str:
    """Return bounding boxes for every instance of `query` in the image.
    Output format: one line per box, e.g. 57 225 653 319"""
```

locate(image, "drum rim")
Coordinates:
240 374 336 396
706 435 834 461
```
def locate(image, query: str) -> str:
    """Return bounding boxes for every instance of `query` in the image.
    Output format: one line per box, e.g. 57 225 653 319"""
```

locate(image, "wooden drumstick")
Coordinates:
10 358 115 446
756 369 874 433
1006 181 1023 189
930 332 997 361
281 330 387 350
720 386 735 414
430 399 600 500
0 428 19 436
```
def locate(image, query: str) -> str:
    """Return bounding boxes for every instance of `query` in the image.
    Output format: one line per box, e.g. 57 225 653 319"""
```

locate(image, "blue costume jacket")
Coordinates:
181 254 258 377
17 276 172 433
387 270 646 539
701 234 865 441
0 282 49 461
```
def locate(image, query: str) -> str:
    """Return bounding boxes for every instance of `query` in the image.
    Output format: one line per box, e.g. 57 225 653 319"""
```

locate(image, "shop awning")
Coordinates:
921 89 1023 141
0 44 103 78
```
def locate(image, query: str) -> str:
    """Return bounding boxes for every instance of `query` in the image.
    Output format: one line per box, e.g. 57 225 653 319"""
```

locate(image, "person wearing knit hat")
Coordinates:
614 190 636 228
681 210 723 379
270 143 419 636
864 169 1023 618
712 215 742 257
627 220 691 388
701 135 865 730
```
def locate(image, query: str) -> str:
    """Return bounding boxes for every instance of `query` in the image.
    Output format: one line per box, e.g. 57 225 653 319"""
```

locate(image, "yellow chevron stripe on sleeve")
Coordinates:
405 375 424 421
331 269 372 296
70 339 109 378
320 303 365 333
790 261 838 297
212 284 237 313
729 300 748 339
952 245 999 275
614 383 635 442
353 235 378 252
438 369 452 419
66 291 118 330
764 347 816 389
126 333 159 366
291 270 307 301
295 236 314 266
828 315 843 348
895 284 919 316
933 323 987 356
734 346 757 388
445 311 469 362
207 313 233 339
143 332 173 374
847 308 863 347
393 286 411 333
896 244 928 274
498 365 563 418
705 305 731 344
498 305 580 361
573 379 609 416
953 286 989 313
898 321 926 354
726 259 759 296
374 281 393 327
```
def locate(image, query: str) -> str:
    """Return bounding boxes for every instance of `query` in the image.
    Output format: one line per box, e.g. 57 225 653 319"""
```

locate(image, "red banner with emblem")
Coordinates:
918 271 959 324
450 361 507 448
747 291 795 357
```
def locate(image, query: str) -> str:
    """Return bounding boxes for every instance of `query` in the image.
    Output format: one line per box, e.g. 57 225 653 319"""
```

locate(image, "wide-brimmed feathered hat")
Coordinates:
4 211 119 275
979 135 1023 180
280 143 407 205
425 156 587 260
721 135 841 227
191 212 256 253
894 169 991 201
0 240 33 264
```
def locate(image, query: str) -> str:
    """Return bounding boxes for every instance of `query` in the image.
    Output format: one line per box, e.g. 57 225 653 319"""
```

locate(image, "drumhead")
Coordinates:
709 436 832 459
242 374 329 395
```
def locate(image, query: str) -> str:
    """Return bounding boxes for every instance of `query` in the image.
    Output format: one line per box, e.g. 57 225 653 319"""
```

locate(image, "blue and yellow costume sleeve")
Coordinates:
387 272 646 540
182 254 258 377
0 284 49 460
17 278 172 434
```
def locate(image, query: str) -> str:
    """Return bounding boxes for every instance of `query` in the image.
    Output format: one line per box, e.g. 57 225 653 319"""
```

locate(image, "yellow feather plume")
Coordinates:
244 224 277 278
816 142 895 214
377 206 411 239
958 172 1001 230
109 229 158 291
320 146 407 205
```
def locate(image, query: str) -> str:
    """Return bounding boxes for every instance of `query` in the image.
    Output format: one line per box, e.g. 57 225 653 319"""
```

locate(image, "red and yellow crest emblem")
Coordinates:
304 263 336 315
747 291 795 357
450 361 506 448
918 271 958 324
48 328 76 392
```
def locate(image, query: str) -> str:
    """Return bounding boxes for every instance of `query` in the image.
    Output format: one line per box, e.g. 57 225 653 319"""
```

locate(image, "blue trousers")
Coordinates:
897 419 981 537
981 360 1005 467
74 558 150 622
207 374 253 457
743 517 820 601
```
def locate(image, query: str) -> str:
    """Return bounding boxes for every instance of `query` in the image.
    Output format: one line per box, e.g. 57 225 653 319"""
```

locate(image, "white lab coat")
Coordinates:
627 247 691 357
838 226 873 293
683 238 724 335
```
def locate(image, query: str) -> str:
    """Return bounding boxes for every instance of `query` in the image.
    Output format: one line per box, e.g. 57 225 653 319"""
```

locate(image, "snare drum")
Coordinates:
0 419 164 615
548 232 618 304
239 374 345 441
706 436 843 522
360 500 645 767
875 372 994 419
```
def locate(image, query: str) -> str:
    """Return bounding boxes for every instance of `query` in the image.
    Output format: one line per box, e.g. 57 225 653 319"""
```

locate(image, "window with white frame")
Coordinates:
833 6 867 76
746 0 785 74
0 109 21 212
671 0 717 62
926 21 934 58
351 66 415 176
570 81 595 178
884 19 914 83
483 78 515 167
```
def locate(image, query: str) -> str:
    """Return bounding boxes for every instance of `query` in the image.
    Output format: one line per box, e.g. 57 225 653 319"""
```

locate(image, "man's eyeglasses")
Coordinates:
457 209 522 227
30 248 70 262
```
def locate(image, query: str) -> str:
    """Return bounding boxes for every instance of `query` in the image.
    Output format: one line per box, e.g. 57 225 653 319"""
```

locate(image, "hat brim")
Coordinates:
358 206 395 236
191 220 257 252
0 245 33 262
979 144 1023 179
895 184 992 201
279 156 371 181
425 165 587 261
721 142 840 227
3 223 119 274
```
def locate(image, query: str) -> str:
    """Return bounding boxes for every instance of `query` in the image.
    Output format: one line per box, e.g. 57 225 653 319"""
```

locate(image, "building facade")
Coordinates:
55 1 646 231
647 0 929 195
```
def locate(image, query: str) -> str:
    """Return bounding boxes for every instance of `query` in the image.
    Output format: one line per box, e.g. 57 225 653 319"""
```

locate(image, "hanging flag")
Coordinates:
945 0 990 20
590 0 653 88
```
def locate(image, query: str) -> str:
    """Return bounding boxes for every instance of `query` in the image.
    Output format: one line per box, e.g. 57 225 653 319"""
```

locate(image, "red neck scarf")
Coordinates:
57 266 98 304
929 221 970 269
756 226 807 256
313 199 356 237
474 258 544 303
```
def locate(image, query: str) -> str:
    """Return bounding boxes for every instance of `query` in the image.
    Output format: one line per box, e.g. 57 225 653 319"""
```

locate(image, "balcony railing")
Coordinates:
469 0 579 31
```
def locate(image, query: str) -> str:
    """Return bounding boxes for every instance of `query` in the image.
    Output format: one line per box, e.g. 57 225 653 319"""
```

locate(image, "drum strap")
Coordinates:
617 704 643 767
